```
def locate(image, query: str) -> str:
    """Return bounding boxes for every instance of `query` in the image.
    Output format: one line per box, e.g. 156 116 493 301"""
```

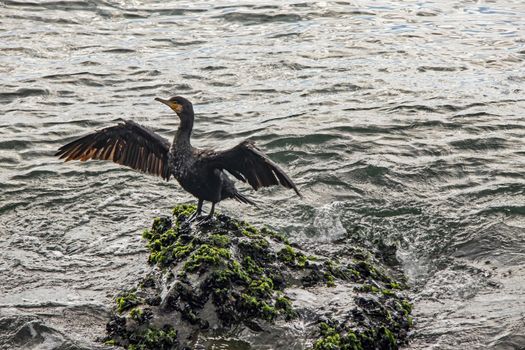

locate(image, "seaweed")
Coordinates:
116 291 140 314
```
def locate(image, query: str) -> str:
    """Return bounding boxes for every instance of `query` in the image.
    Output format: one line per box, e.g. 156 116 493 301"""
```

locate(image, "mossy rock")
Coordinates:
104 204 412 349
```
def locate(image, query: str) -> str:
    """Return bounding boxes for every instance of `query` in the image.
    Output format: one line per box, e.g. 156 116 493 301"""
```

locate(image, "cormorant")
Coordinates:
55 96 301 222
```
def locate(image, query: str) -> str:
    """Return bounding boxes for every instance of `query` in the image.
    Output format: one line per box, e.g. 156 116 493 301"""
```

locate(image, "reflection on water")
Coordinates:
1 1 524 349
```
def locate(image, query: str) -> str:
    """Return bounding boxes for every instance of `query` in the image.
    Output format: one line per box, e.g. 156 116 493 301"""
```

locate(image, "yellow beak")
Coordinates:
155 97 183 113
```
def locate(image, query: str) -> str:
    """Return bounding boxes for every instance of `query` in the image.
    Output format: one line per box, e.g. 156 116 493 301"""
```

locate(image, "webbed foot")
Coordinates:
186 211 202 223
186 199 204 223
196 214 215 226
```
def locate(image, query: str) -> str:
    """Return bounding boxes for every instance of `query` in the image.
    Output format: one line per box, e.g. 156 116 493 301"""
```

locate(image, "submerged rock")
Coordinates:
104 204 412 349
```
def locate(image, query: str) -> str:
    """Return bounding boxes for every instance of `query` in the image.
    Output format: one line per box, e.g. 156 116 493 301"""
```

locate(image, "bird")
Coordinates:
55 96 301 222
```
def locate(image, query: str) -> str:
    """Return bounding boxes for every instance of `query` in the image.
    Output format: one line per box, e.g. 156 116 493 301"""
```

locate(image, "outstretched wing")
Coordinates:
206 140 301 196
55 120 171 180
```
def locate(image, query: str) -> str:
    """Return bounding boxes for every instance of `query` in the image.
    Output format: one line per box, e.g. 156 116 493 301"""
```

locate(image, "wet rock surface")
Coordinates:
104 205 412 349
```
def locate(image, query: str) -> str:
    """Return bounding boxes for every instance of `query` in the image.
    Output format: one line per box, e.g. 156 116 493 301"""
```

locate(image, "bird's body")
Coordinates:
169 148 240 204
56 96 300 220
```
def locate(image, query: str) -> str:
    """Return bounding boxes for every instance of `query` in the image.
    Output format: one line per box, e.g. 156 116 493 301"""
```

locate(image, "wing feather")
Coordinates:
206 140 301 196
55 120 171 180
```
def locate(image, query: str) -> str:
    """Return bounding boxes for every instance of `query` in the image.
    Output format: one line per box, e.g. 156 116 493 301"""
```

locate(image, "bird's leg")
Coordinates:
198 202 216 224
187 199 203 223
208 202 216 218
198 180 221 225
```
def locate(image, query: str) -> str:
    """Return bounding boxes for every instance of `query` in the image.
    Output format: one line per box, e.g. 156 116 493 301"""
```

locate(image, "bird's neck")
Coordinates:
173 112 194 149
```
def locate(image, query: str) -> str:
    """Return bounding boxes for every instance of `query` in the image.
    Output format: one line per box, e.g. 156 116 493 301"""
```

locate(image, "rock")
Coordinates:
104 204 412 349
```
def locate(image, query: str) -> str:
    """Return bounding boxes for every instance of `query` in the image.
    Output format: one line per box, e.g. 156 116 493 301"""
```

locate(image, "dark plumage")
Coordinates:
56 96 301 221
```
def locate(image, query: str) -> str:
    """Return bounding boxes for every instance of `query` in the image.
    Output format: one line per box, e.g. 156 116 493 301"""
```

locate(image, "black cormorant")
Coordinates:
55 96 301 221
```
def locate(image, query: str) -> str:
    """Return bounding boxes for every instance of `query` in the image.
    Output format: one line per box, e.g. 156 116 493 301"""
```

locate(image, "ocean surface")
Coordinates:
1 0 524 349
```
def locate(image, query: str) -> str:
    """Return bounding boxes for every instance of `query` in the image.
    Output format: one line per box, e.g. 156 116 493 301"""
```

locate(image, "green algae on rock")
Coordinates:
104 204 413 349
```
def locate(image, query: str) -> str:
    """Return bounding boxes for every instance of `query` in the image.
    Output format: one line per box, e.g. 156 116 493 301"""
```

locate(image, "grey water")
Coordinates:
0 0 524 349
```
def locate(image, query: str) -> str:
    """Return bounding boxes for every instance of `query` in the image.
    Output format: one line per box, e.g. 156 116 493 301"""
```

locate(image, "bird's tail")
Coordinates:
233 191 257 206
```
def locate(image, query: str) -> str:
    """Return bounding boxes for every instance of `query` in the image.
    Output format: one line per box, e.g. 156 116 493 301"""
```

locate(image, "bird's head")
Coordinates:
155 96 194 117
